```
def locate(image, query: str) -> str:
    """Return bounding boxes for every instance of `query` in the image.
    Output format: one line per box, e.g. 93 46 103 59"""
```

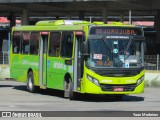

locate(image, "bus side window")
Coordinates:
61 32 73 58
12 32 21 54
21 32 30 54
49 32 61 57
29 32 40 55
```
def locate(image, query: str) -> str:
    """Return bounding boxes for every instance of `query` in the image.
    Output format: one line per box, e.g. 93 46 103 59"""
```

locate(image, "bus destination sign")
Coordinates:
89 27 142 36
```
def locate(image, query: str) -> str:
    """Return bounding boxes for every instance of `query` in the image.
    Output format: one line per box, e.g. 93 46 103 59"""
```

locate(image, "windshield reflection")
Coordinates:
86 38 143 68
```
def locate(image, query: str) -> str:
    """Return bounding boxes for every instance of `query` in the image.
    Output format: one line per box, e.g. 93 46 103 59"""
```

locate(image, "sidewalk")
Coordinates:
0 64 10 80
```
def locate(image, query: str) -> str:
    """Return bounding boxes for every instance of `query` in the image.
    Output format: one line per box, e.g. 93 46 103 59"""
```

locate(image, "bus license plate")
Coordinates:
114 87 124 92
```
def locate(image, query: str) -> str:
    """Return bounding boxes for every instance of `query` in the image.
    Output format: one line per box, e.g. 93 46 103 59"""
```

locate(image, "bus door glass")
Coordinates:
74 31 85 91
39 32 49 86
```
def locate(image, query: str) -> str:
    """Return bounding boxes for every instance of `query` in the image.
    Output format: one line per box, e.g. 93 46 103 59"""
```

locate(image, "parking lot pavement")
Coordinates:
0 79 160 119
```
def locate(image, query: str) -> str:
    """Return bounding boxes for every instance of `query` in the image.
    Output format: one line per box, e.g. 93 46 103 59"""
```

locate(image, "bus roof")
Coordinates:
35 20 92 26
13 20 137 31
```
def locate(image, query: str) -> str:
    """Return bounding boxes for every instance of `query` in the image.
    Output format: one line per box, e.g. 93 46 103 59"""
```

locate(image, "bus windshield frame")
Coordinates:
86 26 145 69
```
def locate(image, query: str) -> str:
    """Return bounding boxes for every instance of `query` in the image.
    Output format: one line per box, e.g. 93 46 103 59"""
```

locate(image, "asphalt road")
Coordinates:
0 80 160 119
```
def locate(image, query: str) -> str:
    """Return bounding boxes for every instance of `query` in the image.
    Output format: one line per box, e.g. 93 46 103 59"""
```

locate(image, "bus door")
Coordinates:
73 31 85 91
39 32 49 87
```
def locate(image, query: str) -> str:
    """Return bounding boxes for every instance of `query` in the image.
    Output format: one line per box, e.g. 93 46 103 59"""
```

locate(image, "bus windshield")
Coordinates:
86 38 143 68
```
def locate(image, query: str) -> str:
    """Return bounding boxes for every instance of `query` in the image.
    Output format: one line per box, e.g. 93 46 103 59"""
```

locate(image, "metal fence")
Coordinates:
144 55 160 70
0 53 160 71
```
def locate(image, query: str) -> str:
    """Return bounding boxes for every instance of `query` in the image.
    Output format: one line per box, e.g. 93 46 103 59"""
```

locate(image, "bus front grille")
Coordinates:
100 84 137 92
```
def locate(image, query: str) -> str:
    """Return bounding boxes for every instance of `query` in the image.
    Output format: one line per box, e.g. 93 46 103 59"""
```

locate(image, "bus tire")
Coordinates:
68 78 75 100
64 78 75 100
64 80 69 98
27 72 36 93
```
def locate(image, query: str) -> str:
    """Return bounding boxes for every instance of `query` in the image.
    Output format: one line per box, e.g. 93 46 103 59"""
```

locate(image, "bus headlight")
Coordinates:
137 76 144 85
87 74 100 86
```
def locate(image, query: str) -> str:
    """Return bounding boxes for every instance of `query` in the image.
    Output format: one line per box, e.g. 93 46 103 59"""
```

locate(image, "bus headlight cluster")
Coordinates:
137 76 144 85
87 74 99 86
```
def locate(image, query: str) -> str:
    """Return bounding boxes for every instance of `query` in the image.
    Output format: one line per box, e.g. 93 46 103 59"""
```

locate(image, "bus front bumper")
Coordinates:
81 80 144 95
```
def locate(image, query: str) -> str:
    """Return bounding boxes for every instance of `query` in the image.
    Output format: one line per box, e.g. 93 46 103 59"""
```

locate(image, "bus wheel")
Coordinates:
68 78 75 100
64 78 75 100
27 72 35 93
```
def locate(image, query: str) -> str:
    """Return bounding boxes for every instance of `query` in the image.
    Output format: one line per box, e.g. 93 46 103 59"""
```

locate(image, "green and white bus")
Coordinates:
10 20 145 100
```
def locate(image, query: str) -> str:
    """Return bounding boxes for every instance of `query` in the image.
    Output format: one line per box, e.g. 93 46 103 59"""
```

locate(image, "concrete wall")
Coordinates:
0 65 160 88
0 65 10 80
145 71 160 87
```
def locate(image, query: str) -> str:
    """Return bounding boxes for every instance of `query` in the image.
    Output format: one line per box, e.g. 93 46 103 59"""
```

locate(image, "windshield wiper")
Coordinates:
124 37 132 54
123 37 133 60
102 37 112 51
